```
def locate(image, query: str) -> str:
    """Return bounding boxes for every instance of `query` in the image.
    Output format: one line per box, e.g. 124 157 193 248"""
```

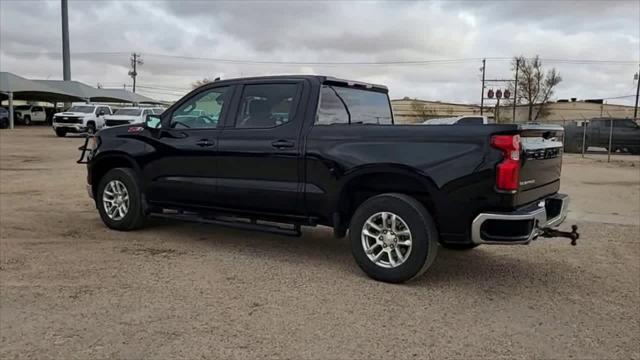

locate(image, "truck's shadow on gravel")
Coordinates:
138 219 579 290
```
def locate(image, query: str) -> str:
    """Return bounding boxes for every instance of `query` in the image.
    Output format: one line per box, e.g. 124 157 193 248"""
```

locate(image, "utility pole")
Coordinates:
634 66 639 120
128 53 143 93
480 59 486 116
512 58 519 123
61 0 71 81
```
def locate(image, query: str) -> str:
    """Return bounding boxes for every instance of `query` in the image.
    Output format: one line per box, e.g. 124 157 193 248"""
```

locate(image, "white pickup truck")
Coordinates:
422 115 490 125
103 107 156 128
14 105 47 125
52 104 112 137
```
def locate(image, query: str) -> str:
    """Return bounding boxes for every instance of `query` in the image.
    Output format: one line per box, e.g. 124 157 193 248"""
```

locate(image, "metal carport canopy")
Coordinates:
94 88 163 104
0 72 85 102
0 72 86 129
35 80 163 104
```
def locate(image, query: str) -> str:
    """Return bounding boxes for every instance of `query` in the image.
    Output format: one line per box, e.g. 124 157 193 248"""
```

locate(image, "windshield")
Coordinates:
316 85 392 125
67 106 95 113
115 108 143 116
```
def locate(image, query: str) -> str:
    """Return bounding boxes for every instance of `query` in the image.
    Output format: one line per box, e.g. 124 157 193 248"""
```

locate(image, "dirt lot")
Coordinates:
1 127 639 359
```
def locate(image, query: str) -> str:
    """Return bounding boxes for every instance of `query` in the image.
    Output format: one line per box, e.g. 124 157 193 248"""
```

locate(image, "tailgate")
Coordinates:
517 124 564 203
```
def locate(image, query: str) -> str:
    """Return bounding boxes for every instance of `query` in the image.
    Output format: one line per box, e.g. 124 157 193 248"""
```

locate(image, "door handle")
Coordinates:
271 140 294 149
196 139 214 147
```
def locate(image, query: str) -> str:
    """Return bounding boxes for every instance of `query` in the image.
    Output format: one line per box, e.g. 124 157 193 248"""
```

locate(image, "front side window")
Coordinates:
316 85 392 125
235 84 298 129
170 87 228 129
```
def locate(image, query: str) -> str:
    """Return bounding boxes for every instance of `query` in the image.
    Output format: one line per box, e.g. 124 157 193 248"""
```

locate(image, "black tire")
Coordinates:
23 116 31 125
54 128 67 137
86 122 96 134
349 193 438 283
440 242 479 250
96 168 146 231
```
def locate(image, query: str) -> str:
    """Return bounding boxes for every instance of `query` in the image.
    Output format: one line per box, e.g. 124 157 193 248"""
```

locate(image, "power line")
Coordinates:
6 51 638 66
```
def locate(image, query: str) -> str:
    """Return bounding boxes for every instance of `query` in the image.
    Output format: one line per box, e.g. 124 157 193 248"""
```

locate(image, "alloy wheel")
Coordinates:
361 211 412 268
102 180 130 221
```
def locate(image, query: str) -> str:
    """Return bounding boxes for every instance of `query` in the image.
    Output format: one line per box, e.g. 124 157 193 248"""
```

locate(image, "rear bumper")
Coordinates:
471 193 569 245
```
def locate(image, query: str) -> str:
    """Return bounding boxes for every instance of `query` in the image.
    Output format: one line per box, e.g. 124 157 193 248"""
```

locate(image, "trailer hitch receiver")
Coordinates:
539 224 579 246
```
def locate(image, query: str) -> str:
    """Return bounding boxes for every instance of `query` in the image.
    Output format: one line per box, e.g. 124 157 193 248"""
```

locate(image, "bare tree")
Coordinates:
510 55 562 122
192 78 214 89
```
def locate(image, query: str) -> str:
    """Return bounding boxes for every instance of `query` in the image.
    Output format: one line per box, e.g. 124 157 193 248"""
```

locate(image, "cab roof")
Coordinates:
200 75 388 92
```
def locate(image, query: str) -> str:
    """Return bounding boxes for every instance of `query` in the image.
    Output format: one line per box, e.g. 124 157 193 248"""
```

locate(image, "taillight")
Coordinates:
491 134 521 191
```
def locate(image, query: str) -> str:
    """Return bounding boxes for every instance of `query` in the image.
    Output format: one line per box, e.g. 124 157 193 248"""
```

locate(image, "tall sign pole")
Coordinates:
61 0 71 81
512 59 519 123
634 65 639 120
480 59 486 116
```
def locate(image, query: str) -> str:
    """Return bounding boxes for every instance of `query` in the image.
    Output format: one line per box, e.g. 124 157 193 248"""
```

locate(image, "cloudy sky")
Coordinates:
1 0 638 104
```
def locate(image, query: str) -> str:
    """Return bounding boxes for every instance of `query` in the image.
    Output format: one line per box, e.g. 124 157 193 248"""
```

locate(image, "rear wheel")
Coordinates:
54 128 67 137
97 168 146 231
349 193 438 283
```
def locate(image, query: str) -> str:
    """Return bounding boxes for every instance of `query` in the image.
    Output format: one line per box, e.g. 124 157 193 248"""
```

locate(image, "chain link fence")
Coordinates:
560 117 640 161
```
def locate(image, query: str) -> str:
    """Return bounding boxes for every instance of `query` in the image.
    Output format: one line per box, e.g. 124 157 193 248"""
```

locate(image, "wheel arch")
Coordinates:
89 152 142 198
334 166 441 231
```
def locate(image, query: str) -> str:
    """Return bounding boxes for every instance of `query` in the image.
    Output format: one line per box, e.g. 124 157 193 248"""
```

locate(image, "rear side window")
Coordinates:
235 84 298 129
613 120 639 128
456 117 484 125
316 85 392 125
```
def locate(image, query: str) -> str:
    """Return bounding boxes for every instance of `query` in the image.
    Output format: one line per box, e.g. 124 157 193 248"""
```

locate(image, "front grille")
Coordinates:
54 116 82 124
105 119 130 127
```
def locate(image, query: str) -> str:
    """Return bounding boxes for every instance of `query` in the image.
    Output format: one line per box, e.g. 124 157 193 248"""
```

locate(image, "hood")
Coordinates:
54 112 88 117
104 115 142 121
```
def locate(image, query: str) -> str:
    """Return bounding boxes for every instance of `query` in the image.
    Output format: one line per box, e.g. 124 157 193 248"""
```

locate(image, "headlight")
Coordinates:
89 136 100 151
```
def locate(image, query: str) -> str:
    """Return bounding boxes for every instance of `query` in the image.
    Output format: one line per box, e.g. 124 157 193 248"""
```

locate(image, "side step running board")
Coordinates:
150 212 302 237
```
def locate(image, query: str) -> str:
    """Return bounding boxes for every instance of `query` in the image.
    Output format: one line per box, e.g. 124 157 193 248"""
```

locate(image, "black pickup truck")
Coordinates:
564 118 640 154
82 75 577 283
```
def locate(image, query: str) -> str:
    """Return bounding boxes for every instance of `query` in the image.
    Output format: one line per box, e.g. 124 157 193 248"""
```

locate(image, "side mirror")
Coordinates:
145 114 162 129
98 110 105 116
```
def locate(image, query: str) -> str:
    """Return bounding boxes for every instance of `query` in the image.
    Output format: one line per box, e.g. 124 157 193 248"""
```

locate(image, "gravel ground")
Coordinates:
1 127 639 359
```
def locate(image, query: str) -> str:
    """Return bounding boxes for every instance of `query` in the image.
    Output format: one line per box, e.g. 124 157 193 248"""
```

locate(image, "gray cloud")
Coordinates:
1 0 638 104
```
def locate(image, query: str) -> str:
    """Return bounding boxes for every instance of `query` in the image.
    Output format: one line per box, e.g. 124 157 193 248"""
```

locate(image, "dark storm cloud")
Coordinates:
1 0 638 103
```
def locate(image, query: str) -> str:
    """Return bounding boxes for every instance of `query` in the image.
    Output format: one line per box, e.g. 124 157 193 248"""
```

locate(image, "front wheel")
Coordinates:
97 168 146 231
54 128 67 137
349 193 438 283
23 116 31 125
